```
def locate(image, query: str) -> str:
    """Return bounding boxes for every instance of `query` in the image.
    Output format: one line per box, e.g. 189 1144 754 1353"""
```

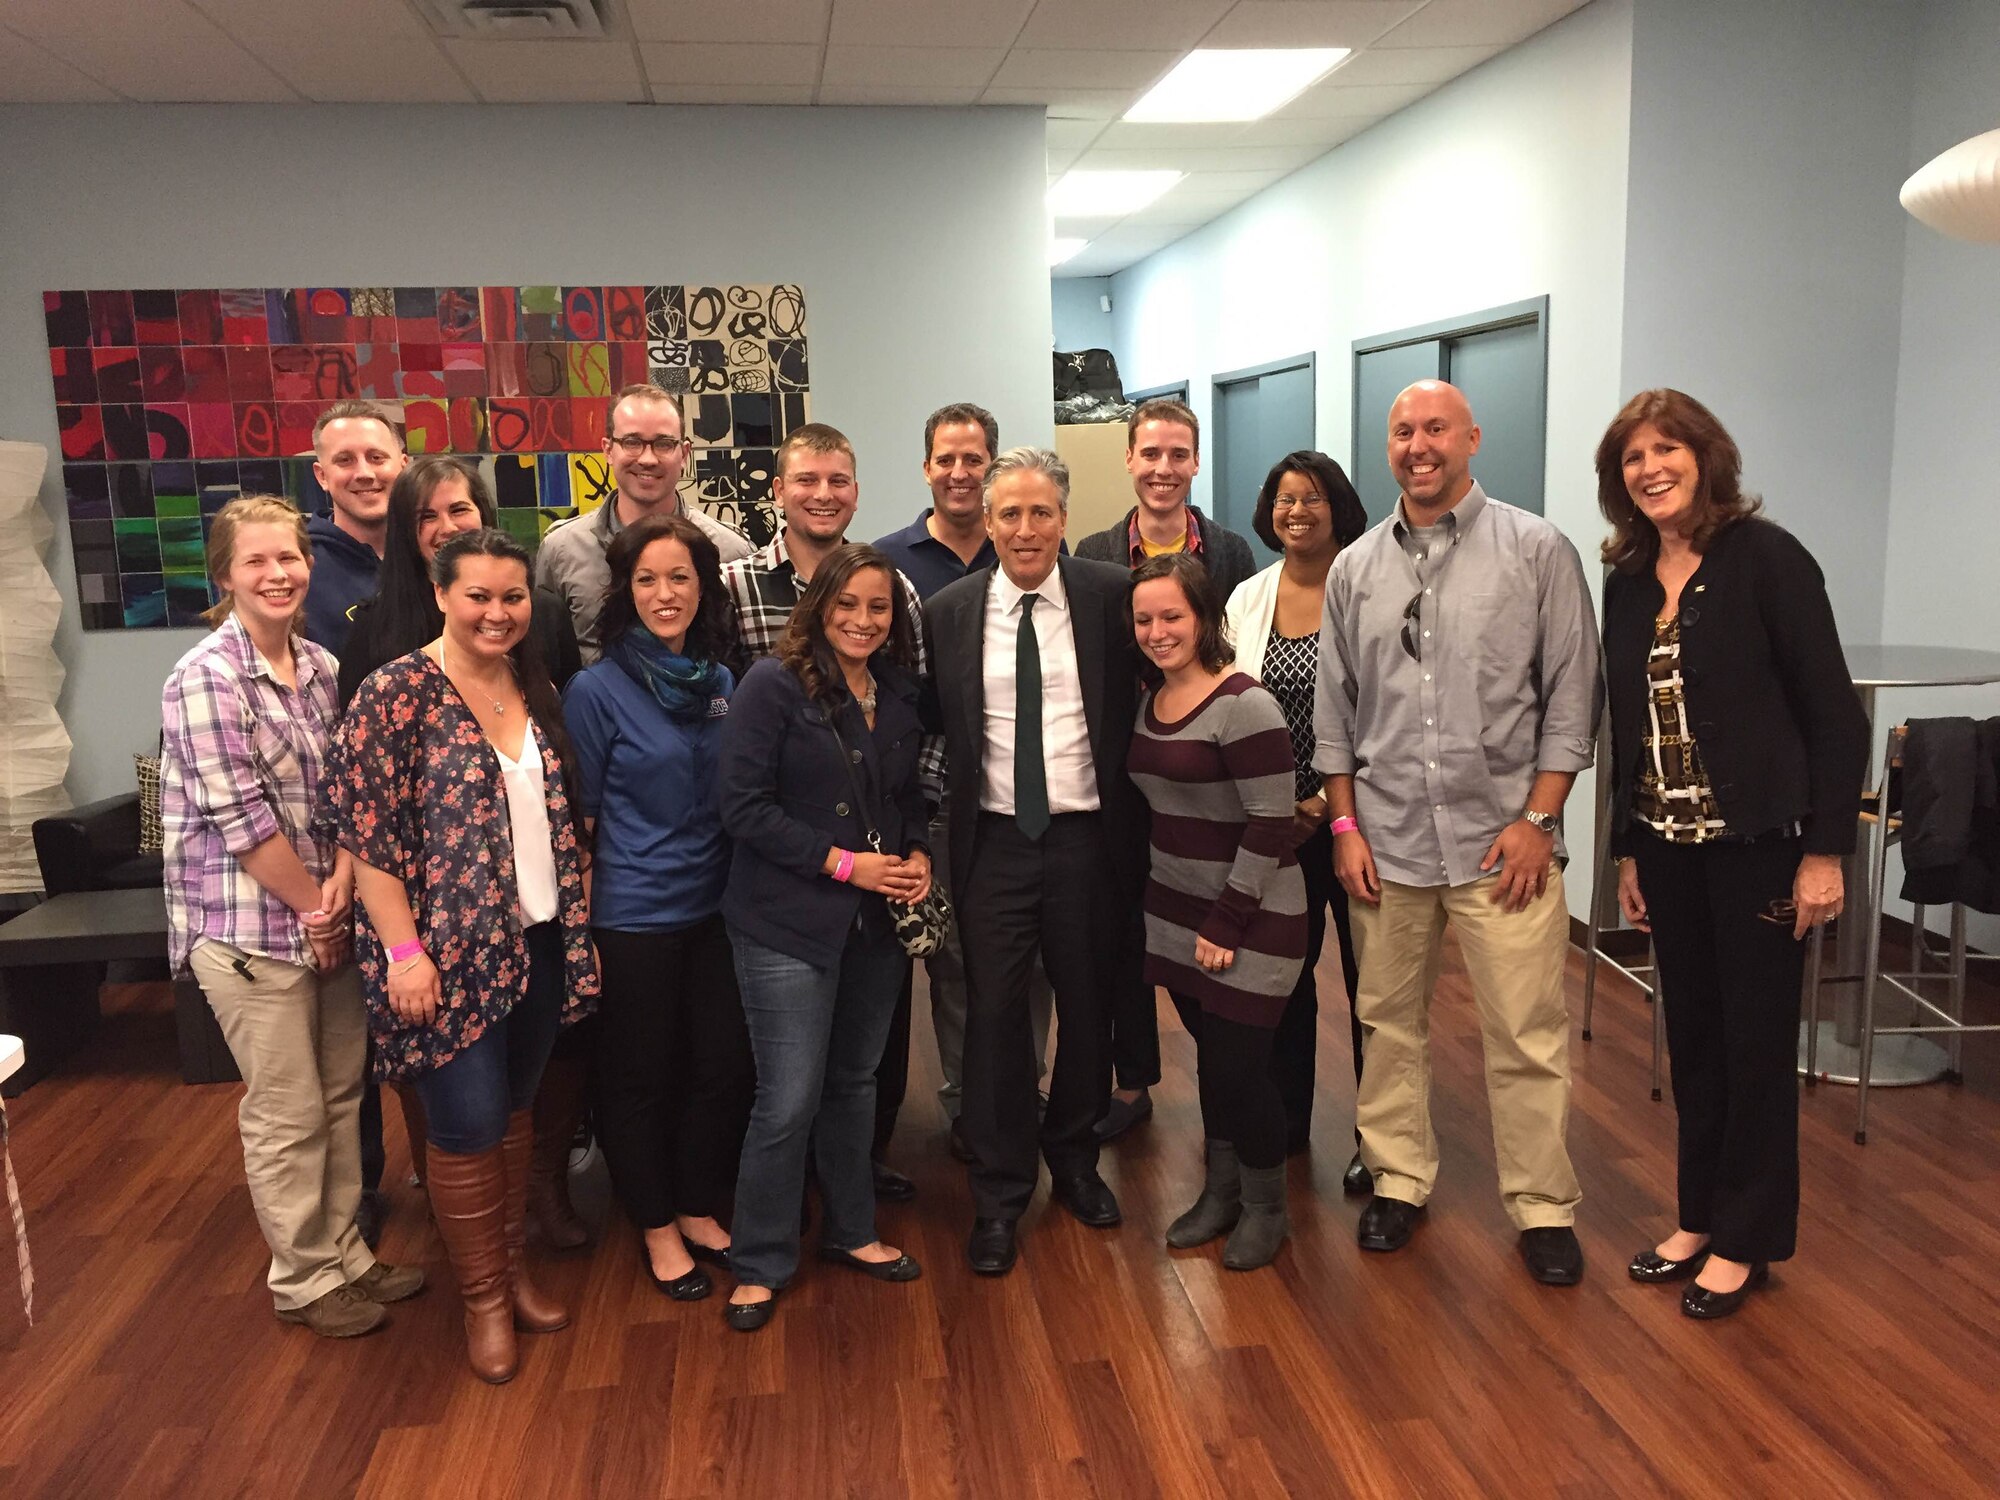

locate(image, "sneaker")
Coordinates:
349 1260 426 1304
276 1283 387 1338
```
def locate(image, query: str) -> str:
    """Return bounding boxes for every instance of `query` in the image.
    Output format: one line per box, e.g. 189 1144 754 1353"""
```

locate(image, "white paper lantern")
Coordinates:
1900 127 2000 243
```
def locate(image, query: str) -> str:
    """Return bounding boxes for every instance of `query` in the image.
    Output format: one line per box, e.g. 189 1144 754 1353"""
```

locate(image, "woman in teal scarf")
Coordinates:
562 512 751 1301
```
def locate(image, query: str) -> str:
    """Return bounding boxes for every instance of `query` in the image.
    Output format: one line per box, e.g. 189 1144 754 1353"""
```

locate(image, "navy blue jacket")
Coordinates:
719 655 929 966
302 514 381 650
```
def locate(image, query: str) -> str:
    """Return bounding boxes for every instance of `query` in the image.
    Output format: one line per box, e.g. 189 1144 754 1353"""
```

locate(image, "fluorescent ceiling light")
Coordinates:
1049 237 1089 267
1124 48 1350 123
1047 170 1182 217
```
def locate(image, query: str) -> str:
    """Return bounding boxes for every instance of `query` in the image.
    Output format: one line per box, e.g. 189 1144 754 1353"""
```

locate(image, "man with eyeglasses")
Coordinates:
1314 379 1600 1287
538 383 752 663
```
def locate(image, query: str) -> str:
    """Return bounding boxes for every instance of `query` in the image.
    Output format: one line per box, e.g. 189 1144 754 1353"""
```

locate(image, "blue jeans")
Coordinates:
414 922 566 1154
727 922 908 1290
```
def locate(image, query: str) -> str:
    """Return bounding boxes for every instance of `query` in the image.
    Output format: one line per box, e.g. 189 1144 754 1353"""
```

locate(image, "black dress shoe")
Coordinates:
1341 1152 1374 1197
1093 1089 1152 1143
968 1217 1018 1275
725 1291 777 1331
948 1119 974 1163
685 1239 731 1270
1051 1171 1122 1227
642 1244 712 1302
1682 1262 1768 1320
1356 1195 1423 1252
1519 1226 1585 1286
872 1160 917 1202
1628 1245 1710 1284
819 1247 923 1282
356 1189 386 1250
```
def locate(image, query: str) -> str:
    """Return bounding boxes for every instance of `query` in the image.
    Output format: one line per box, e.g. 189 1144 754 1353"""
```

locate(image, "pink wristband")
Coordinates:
1330 816 1359 835
832 850 855 883
387 939 424 963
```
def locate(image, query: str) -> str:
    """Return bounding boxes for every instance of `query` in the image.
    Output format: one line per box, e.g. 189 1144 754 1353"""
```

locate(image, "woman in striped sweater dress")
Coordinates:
1126 553 1307 1270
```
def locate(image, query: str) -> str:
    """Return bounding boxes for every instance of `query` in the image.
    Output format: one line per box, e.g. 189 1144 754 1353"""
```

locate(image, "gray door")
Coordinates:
1212 356 1316 559
1353 339 1442 526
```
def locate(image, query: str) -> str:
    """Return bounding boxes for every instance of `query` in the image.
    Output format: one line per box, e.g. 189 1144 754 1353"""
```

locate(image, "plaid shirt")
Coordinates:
723 530 946 803
161 614 340 969
1124 505 1203 565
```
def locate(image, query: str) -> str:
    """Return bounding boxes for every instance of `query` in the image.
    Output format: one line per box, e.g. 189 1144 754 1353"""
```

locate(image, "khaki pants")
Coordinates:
191 941 374 1310
1348 864 1580 1229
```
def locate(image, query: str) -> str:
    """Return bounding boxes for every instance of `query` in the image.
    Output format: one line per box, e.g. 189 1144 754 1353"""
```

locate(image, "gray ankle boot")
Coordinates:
1166 1140 1241 1248
1222 1163 1290 1270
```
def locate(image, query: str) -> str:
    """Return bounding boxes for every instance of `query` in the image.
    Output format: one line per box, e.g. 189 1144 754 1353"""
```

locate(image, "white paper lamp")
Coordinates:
1900 127 2000 242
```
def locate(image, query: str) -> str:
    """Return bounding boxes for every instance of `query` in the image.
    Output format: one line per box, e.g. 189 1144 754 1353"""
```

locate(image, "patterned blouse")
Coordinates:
316 652 599 1082
1632 614 1729 843
1259 627 1322 801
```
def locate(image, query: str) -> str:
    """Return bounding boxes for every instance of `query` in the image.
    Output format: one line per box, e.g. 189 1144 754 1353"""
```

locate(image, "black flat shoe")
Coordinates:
819 1247 923 1282
725 1291 777 1331
1051 1171 1122 1227
1628 1246 1710 1284
642 1244 712 1302
872 1160 917 1202
1682 1262 1769 1320
1519 1226 1585 1286
1093 1089 1152 1143
968 1217 1018 1276
1356 1194 1423 1252
684 1239 731 1270
1341 1152 1374 1197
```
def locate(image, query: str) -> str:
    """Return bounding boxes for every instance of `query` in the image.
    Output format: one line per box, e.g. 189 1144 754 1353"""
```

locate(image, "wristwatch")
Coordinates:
1521 809 1558 833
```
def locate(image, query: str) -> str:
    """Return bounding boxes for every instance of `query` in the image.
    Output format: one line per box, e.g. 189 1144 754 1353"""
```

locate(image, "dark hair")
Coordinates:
1251 450 1367 553
1129 552 1234 687
1596 388 1762 573
777 544 918 704
596 513 739 665
923 402 998 462
431 528 579 796
1127 397 1200 455
368 456 496 659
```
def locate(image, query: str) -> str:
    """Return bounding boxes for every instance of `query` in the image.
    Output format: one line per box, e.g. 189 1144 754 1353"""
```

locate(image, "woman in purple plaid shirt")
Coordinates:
160 496 426 1342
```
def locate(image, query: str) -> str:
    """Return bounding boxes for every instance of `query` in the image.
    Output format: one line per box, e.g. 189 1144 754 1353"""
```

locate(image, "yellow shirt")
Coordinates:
1138 531 1187 558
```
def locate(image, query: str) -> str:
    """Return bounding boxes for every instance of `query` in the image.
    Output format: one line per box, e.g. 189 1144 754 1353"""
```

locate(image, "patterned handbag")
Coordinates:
825 713 952 957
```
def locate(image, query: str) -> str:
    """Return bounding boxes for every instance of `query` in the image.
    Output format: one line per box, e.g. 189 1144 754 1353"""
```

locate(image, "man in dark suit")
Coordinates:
925 446 1148 1275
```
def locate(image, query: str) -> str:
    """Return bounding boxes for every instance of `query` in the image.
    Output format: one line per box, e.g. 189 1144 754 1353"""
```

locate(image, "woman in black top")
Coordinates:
1597 389 1867 1320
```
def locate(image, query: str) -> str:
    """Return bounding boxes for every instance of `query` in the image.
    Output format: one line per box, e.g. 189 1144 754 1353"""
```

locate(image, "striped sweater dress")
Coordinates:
1127 672 1306 1026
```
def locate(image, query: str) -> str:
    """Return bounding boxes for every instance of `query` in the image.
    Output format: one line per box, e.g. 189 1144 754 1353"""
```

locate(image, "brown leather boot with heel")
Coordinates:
526 1057 591 1250
502 1109 571 1333
425 1142 518 1384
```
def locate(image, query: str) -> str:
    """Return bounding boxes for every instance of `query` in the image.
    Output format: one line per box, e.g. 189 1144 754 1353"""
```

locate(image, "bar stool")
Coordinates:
1579 722 1667 1100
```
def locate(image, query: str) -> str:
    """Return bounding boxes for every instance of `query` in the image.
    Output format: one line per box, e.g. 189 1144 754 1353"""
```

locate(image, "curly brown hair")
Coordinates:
1596 388 1762 574
776 543 917 703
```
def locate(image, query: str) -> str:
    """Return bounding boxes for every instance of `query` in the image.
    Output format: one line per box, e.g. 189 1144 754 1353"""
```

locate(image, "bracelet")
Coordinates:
386 938 424 963
832 849 855 883
388 956 424 975
1330 816 1359 836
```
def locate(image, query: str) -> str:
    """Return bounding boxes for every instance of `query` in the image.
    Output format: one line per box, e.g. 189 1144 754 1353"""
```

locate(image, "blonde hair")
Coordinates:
202 495 313 629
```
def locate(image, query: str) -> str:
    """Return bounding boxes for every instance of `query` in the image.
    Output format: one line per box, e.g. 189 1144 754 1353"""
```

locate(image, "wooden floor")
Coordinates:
5 937 2000 1500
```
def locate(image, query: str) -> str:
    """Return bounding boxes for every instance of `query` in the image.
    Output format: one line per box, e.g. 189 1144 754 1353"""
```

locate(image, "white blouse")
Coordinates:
494 720 560 926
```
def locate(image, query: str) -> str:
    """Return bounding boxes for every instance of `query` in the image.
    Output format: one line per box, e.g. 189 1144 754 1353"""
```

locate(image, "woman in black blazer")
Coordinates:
716 543 932 1331
1597 389 1867 1320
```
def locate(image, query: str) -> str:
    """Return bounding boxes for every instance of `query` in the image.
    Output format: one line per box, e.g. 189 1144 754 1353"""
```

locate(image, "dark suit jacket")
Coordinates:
719 655 929 966
1073 503 1258 602
923 556 1149 899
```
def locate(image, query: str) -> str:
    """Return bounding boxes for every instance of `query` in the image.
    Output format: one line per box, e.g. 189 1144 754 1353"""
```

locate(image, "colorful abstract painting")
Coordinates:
42 284 810 629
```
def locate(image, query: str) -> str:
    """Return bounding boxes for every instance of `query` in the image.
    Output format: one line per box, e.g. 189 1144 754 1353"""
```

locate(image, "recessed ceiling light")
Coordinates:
1047 170 1183 217
1124 48 1350 123
1049 237 1090 267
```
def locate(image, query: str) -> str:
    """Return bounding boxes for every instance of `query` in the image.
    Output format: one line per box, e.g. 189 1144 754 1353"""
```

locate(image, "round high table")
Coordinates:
1801 645 2000 1085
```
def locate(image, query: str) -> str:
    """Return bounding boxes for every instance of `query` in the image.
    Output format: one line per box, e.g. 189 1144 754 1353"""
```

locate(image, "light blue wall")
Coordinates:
1052 276 1115 352
0 103 1052 805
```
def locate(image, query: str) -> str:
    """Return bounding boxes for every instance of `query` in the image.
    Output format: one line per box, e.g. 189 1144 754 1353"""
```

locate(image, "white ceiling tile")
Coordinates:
1071 222 1189 260
1094 121 1249 149
0 27 120 99
1013 0 1229 52
1327 43 1501 86
828 0 1037 50
6 0 297 100
1271 79 1432 118
650 83 817 104
1077 145 1324 173
1046 146 1084 174
988 49 1179 90
444 39 647 102
1149 182 1257 215
628 0 833 44
1231 114 1369 149
1052 214 1127 238
640 41 822 86
1176 168 1286 192
818 83 984 103
188 0 429 39
980 86 1135 118
1200 1 1425 50
1373 0 1588 48
820 45 1002 88
1044 116 1110 150
249 35 476 103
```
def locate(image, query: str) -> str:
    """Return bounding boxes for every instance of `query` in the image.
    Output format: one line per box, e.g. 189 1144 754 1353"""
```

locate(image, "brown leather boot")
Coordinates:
526 1057 590 1250
502 1109 571 1333
425 1142 518 1383
393 1083 429 1189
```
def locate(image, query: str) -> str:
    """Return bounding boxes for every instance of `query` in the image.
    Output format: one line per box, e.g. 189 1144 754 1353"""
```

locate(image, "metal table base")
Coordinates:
1798 1021 1949 1087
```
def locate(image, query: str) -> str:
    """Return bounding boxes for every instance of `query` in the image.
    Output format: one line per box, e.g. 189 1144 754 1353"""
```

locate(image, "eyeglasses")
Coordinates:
609 434 690 457
1271 493 1328 511
1400 591 1423 662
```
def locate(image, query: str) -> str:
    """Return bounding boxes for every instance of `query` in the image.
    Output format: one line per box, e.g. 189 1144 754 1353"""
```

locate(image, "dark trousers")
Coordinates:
1632 831 1807 1263
1284 826 1365 1144
1168 993 1285 1170
358 1051 386 1193
1111 905 1160 1090
414 922 566 1155
592 916 754 1229
871 963 913 1161
958 812 1113 1220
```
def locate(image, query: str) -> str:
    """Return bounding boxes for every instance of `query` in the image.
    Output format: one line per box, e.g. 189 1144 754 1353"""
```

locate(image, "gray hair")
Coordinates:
982 445 1070 512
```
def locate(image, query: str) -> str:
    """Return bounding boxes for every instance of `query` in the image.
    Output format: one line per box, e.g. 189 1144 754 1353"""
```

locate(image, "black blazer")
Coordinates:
1603 517 1868 857
719 655 928 966
923 555 1149 898
1073 504 1259 603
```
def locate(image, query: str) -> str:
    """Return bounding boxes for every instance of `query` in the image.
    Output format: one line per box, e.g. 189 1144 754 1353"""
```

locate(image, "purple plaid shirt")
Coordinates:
160 614 340 969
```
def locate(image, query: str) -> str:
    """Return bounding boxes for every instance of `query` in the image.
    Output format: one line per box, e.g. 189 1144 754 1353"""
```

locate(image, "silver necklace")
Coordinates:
440 637 509 716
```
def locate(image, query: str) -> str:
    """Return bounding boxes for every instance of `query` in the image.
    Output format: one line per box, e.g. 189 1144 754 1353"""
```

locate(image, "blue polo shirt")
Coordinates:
562 656 735 933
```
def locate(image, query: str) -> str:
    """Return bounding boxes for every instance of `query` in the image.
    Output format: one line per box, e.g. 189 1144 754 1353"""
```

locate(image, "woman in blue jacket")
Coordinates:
564 513 750 1303
717 543 931 1331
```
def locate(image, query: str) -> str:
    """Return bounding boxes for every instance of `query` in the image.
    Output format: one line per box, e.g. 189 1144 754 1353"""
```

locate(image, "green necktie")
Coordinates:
1014 593 1050 840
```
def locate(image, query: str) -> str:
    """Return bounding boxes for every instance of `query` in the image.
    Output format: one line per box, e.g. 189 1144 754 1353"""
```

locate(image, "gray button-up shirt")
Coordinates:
1313 483 1601 888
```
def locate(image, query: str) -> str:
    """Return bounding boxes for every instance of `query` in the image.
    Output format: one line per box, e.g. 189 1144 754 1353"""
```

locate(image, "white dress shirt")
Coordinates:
980 563 1100 815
